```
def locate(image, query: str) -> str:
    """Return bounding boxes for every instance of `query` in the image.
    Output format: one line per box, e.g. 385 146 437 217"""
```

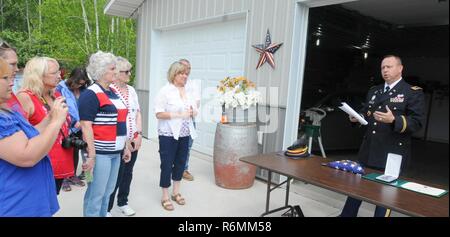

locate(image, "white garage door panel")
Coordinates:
230 53 245 70
209 55 227 70
154 18 246 156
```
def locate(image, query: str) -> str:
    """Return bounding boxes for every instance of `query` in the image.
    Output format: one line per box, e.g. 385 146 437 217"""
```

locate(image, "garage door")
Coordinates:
151 18 247 155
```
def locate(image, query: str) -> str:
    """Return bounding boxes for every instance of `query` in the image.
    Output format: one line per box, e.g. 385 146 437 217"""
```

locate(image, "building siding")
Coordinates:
135 0 298 152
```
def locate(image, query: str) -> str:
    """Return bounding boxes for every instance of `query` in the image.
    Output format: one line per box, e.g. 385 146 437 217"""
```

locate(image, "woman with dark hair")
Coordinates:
56 67 91 191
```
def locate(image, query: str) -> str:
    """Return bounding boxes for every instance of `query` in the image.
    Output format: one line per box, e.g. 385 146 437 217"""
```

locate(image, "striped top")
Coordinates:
110 83 141 139
79 83 128 154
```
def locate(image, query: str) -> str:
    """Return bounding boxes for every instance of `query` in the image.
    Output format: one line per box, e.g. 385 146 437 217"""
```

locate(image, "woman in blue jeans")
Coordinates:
79 51 131 217
154 61 198 211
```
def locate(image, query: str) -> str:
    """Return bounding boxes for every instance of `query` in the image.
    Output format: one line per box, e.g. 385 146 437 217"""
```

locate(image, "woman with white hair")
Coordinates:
0 58 68 217
78 51 131 217
107 57 142 217
16 56 74 195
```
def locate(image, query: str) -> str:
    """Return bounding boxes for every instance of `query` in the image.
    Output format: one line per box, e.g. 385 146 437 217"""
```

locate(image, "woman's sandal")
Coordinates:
161 199 174 211
171 193 186 205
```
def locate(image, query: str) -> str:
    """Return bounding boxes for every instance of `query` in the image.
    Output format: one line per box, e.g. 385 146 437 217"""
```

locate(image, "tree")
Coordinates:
0 0 137 83
93 0 99 50
25 0 32 49
1 0 4 31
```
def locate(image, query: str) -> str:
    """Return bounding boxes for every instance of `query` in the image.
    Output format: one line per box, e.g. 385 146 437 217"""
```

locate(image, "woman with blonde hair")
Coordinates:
0 58 68 216
16 56 74 195
154 61 198 211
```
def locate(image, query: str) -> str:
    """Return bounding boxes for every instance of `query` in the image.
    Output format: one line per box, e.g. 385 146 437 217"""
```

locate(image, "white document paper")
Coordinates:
338 102 368 125
401 182 447 197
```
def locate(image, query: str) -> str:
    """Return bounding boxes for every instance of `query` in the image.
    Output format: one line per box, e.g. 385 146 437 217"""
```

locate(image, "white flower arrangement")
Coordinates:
217 76 262 110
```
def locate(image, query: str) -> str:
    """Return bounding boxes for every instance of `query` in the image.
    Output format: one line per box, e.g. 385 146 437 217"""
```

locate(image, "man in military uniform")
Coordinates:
339 55 425 217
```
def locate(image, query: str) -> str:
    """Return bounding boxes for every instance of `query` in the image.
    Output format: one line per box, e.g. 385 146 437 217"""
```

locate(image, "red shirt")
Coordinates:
19 90 74 179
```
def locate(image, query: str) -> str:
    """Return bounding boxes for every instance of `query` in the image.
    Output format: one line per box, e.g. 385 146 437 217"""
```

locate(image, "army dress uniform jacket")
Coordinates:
357 79 425 170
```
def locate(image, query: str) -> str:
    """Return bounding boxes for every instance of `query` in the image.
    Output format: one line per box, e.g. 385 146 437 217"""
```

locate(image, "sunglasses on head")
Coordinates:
0 39 11 49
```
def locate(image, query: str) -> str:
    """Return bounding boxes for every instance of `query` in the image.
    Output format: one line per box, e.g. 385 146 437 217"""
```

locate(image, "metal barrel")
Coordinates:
224 107 257 124
213 122 258 189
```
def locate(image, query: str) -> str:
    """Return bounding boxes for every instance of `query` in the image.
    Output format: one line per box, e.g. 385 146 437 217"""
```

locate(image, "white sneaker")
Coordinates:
118 205 136 216
106 212 113 217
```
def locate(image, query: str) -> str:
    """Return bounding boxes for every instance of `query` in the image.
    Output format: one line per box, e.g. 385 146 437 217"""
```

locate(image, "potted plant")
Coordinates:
217 76 262 124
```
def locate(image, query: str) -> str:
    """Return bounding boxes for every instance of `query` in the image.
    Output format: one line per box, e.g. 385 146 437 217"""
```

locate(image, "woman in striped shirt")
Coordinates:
79 51 131 217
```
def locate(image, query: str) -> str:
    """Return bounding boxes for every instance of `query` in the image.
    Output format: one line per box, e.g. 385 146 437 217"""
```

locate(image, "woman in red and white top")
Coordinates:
79 51 131 217
108 57 142 216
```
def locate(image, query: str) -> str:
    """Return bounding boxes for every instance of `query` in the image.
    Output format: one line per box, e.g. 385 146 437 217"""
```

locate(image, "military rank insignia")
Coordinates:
391 94 405 103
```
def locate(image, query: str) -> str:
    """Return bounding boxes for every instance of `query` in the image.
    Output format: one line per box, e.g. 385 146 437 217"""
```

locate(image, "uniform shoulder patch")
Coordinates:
411 86 423 91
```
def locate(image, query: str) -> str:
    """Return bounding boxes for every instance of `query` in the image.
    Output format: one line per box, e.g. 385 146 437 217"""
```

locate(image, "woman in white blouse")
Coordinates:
108 57 142 216
154 61 198 211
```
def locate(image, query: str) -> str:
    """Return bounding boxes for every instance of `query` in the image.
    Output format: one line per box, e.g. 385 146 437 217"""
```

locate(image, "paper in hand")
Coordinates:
339 102 368 125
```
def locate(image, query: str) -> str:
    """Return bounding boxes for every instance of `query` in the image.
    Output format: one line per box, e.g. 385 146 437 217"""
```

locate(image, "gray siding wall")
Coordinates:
135 0 299 152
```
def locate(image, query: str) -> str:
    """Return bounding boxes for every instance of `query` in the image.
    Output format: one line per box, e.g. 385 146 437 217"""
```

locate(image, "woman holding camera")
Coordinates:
0 58 68 217
79 51 131 217
56 68 91 191
16 57 74 195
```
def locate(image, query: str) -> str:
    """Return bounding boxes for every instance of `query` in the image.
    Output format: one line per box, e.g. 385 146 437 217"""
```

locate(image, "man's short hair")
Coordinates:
383 55 403 65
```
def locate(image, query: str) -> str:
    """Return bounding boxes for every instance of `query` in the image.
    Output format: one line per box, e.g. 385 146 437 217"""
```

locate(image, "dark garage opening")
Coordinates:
300 2 449 187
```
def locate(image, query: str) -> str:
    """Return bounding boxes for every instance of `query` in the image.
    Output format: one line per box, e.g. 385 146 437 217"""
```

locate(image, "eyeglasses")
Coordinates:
120 70 132 75
0 39 17 55
48 70 61 76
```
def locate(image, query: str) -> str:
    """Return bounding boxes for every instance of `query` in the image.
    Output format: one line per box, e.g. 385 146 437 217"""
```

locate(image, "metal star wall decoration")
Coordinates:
252 29 283 69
